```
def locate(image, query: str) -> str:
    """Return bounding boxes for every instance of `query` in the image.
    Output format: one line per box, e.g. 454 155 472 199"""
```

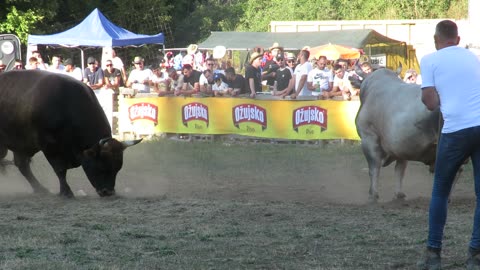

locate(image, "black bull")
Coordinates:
0 70 141 197
354 68 442 202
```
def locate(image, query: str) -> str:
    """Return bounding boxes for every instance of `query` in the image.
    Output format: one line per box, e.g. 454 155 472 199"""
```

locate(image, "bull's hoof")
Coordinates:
59 190 75 198
0 159 14 166
0 159 14 173
394 192 406 201
368 193 379 203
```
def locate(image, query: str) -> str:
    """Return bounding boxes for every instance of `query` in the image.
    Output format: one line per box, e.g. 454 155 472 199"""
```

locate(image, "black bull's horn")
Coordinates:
99 137 143 149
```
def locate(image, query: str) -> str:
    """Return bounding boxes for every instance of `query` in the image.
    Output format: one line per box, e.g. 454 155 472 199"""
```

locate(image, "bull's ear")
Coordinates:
121 139 143 149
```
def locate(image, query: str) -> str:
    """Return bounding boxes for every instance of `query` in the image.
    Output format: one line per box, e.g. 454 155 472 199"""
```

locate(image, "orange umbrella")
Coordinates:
308 43 360 60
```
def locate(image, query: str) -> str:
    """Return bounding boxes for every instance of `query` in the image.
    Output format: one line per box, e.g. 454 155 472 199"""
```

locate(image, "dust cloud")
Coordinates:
0 146 474 205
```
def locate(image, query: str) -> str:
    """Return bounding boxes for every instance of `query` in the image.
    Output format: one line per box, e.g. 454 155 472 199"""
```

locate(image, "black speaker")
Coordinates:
0 34 22 71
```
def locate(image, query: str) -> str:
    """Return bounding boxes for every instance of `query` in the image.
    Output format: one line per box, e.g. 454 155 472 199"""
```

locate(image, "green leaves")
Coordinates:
0 6 43 43
0 0 468 47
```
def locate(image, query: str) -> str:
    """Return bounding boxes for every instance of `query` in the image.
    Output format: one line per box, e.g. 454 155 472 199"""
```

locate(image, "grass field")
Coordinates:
0 139 476 269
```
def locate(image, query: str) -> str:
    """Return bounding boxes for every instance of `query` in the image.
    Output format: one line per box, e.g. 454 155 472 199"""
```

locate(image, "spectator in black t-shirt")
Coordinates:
224 67 246 96
262 42 283 88
245 52 263 98
175 64 202 96
103 59 121 94
273 53 294 97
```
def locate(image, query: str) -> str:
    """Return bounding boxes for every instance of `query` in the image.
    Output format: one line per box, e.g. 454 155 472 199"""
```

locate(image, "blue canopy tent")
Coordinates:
27 8 165 69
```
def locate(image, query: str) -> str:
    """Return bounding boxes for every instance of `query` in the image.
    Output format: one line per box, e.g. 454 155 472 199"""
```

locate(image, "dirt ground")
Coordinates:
0 141 478 269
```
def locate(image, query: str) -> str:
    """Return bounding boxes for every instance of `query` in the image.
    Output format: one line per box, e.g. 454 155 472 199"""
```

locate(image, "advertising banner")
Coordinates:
119 97 360 140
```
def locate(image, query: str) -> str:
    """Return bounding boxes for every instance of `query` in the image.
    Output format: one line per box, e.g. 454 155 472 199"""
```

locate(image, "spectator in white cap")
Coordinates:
126 56 153 93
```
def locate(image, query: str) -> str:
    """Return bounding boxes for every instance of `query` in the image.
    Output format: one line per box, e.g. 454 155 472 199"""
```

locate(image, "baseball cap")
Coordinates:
213 73 222 81
87 57 96 64
276 53 284 61
64 58 73 66
133 56 144 64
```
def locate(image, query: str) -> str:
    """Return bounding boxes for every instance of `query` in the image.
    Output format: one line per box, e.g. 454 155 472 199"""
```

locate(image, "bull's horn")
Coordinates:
99 137 113 145
395 62 403 75
121 139 143 148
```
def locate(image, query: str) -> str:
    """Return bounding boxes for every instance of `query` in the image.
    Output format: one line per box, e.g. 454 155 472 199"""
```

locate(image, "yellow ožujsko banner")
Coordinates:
119 96 361 140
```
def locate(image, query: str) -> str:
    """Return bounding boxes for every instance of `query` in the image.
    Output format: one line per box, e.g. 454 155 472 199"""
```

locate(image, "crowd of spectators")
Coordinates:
0 44 421 101
137 42 423 100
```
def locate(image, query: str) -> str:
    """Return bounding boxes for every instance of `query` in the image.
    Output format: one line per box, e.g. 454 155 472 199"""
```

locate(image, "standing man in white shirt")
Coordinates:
290 49 312 99
110 49 127 85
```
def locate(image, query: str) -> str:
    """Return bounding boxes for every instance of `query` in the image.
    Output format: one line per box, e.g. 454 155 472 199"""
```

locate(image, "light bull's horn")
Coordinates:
121 139 143 149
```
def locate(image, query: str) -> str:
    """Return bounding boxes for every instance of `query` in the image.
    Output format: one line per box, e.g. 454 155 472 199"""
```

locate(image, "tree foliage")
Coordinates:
0 0 469 47
237 0 468 32
0 6 42 43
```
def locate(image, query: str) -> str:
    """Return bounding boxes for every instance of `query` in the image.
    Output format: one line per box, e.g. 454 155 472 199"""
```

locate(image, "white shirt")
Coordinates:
152 72 168 83
170 74 184 91
294 62 312 96
333 72 352 91
307 67 333 95
112 56 124 71
48 65 65 74
421 46 480 133
212 81 229 91
199 74 209 86
64 67 83 81
128 69 153 92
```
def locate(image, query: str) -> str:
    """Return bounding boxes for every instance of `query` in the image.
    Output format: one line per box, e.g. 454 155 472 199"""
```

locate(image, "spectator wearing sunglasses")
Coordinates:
285 52 297 71
126 56 153 93
83 56 104 90
262 42 283 89
13 59 23 70
273 53 294 98
103 59 121 92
